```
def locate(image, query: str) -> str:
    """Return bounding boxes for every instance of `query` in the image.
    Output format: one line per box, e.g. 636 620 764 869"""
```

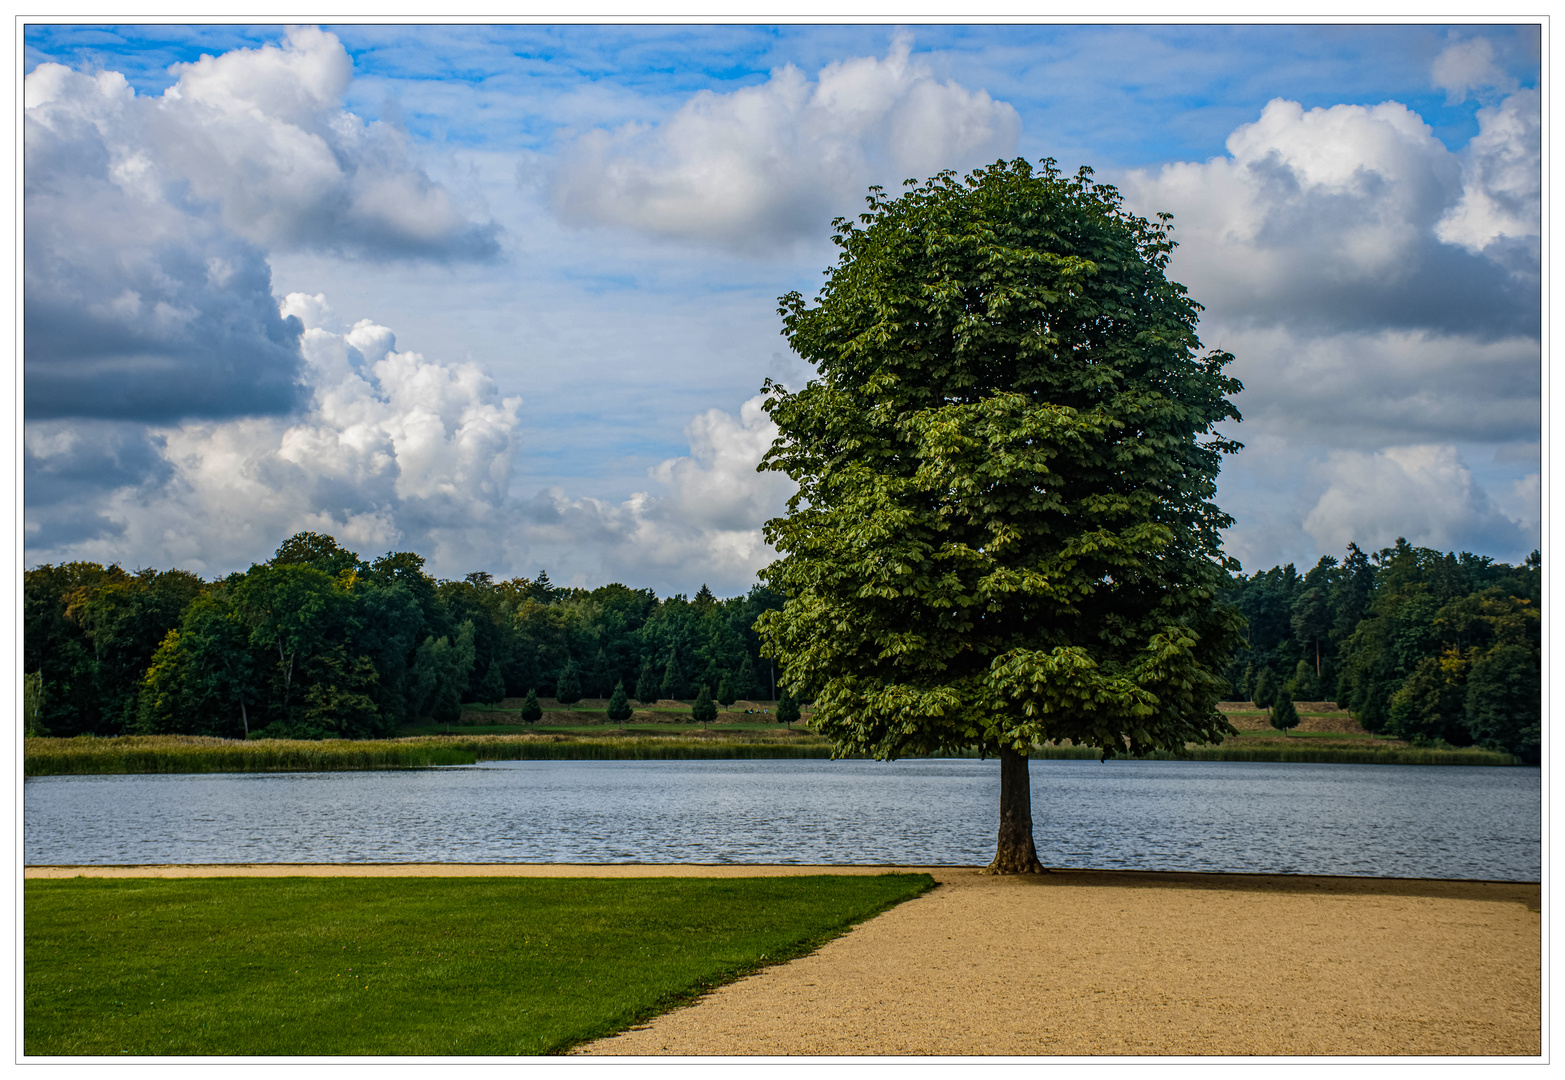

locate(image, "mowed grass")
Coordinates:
25 874 933 1057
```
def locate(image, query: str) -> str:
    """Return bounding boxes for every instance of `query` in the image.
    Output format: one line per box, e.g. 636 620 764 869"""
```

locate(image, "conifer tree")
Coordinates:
635 659 659 704
734 655 758 702
659 650 681 701
777 687 800 728
607 680 632 730
691 684 717 727
1252 666 1278 709
529 570 555 603
556 659 582 707
520 688 542 725
717 673 736 707
591 646 611 698
1270 688 1300 734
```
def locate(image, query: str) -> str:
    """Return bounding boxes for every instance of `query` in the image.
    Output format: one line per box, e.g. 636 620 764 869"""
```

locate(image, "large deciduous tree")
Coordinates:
756 159 1245 874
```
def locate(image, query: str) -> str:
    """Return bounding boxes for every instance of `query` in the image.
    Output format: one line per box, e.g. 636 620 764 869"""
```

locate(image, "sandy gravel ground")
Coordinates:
577 867 1540 1058
28 863 1540 1057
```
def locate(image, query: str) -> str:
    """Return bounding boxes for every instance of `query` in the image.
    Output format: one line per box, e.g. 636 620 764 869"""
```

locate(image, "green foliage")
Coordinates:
1251 667 1278 710
716 673 736 707
777 688 801 728
756 158 1245 763
733 655 758 701
23 530 789 743
555 659 582 707
24 564 204 736
520 689 543 726
1269 690 1300 733
272 532 368 577
691 685 717 727
137 594 256 738
634 659 658 704
659 648 682 701
606 681 632 725
411 621 476 727
1333 539 1539 756
1386 654 1472 747
24 874 933 1055
23 671 47 736
477 661 506 707
589 646 612 698
1465 643 1540 764
1290 659 1320 701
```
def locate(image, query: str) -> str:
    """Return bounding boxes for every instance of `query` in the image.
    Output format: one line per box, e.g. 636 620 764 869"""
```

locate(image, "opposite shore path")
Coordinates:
27 863 1540 1057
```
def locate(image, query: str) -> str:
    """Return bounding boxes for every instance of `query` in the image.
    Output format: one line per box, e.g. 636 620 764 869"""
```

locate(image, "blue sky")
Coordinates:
22 22 1542 593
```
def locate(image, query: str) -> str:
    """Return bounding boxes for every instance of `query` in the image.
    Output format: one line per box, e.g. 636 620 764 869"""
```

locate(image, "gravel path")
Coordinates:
577 867 1540 1057
30 863 1540 1057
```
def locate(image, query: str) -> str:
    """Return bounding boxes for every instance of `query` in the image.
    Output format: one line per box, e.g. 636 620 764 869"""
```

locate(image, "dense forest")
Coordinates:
24 532 783 741
24 532 1540 762
1221 539 1540 762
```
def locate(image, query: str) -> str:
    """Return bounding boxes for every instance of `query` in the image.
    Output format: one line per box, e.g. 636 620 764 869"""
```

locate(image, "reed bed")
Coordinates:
24 733 1521 776
1140 745 1520 766
23 736 476 776
425 733 837 762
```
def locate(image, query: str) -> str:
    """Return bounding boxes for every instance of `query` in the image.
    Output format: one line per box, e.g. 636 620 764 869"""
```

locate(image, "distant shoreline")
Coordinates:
23 730 1522 775
22 863 1543 894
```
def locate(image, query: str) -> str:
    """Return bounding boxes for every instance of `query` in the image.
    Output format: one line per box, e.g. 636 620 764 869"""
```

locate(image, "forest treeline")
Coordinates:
24 532 1540 762
1222 539 1540 763
24 532 783 741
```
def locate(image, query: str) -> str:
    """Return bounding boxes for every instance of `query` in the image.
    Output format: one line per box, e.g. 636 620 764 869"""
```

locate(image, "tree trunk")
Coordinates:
981 746 1046 874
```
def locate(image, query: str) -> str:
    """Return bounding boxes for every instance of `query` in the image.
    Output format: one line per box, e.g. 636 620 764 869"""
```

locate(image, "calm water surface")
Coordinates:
23 759 1540 881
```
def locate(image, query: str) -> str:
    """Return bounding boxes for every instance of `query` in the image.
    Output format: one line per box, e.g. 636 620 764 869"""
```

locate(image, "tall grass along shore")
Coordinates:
24 732 1519 776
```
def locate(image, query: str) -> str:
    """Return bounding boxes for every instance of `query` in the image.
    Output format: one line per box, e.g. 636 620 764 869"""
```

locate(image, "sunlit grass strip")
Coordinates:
24 873 934 1056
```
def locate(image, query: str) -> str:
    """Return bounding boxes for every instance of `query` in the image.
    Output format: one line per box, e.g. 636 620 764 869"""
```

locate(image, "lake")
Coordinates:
23 758 1540 881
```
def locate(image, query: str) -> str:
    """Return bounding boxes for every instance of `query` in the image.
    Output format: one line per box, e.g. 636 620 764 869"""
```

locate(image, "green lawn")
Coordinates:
26 874 932 1056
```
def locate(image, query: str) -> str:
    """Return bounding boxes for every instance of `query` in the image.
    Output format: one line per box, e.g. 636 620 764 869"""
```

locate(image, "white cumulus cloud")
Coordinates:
1119 89 1540 568
551 31 1020 253
1436 88 1540 272
1302 445 1531 557
520 396 795 592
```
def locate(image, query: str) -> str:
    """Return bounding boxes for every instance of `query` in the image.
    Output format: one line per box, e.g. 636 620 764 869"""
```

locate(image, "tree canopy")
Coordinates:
756 159 1246 871
25 533 785 739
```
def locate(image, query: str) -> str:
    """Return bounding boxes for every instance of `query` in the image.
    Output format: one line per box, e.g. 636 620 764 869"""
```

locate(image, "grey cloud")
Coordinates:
24 31 502 420
22 302 528 582
24 98 305 420
1209 325 1539 448
23 421 168 551
1431 37 1518 104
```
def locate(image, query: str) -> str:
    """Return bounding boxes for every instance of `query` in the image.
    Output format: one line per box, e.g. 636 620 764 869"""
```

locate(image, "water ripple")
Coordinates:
23 758 1540 881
